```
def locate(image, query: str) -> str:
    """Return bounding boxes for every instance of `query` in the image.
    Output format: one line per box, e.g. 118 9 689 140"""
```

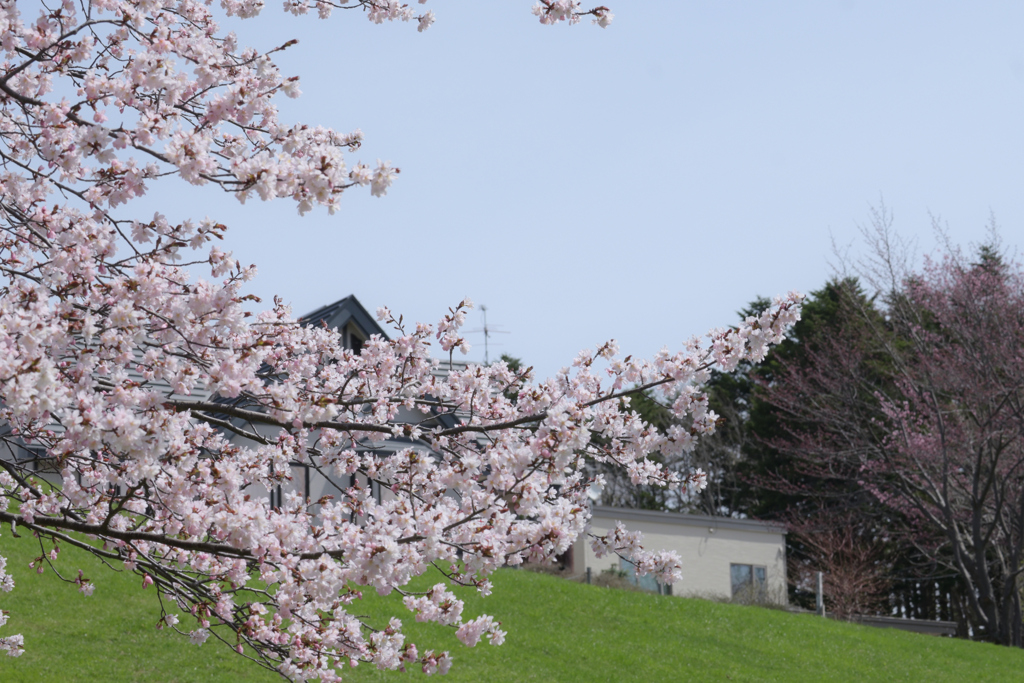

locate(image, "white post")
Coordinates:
816 571 826 617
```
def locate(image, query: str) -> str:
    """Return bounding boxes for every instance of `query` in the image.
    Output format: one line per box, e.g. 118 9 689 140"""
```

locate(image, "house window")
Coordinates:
345 323 366 355
619 558 672 595
269 484 283 510
268 463 310 510
730 563 767 597
24 445 58 473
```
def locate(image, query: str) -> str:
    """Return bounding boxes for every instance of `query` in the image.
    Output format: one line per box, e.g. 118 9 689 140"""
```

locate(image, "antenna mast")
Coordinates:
481 304 490 365
467 305 509 366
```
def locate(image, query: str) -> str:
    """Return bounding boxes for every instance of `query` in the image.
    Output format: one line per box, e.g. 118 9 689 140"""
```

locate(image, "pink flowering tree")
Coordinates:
0 0 801 676
874 248 1024 645
762 228 1024 645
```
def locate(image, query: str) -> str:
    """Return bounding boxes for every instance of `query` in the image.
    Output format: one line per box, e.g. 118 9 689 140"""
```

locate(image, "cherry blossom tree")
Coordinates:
761 224 1024 644
0 1 800 677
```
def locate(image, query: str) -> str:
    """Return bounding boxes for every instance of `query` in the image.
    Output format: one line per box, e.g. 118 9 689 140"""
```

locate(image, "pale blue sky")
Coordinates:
135 1 1024 378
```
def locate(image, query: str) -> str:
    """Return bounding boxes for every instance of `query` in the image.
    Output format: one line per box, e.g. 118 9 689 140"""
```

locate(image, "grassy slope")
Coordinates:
0 529 279 683
347 571 1024 683
2 529 1023 683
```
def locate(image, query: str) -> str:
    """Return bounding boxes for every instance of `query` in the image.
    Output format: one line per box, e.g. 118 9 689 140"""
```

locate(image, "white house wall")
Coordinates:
583 508 787 603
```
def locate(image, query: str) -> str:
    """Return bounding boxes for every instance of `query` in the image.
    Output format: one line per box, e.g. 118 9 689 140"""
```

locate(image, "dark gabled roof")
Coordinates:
306 296 462 427
302 297 463 430
209 295 386 414
300 295 389 341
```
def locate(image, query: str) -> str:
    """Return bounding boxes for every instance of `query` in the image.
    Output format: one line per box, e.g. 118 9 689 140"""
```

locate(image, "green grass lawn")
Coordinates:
2 528 1023 682
0 529 280 683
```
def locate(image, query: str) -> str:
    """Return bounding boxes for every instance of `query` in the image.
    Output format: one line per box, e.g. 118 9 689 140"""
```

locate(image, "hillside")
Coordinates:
1 530 1022 682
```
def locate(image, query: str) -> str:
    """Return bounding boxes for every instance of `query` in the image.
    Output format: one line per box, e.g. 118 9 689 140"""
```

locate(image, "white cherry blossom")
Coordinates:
0 1 804 679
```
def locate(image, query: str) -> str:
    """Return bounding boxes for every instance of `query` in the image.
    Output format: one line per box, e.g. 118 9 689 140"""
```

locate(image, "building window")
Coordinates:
619 558 672 595
345 323 365 355
269 484 283 510
24 445 60 473
730 563 767 598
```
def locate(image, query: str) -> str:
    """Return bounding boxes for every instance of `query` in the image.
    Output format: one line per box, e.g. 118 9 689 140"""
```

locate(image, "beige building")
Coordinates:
573 506 787 603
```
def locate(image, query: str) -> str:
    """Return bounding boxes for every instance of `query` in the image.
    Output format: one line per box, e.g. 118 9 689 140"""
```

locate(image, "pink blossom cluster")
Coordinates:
873 254 1024 529
0 0 801 678
0 543 21 657
532 1 614 27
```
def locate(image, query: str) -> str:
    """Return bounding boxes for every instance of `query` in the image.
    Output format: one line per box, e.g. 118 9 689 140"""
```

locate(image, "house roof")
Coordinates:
212 295 462 429
209 295 386 412
300 294 388 341
592 505 787 536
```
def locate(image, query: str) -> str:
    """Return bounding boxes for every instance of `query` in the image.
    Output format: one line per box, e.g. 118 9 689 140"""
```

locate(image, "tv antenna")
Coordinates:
466 304 510 365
